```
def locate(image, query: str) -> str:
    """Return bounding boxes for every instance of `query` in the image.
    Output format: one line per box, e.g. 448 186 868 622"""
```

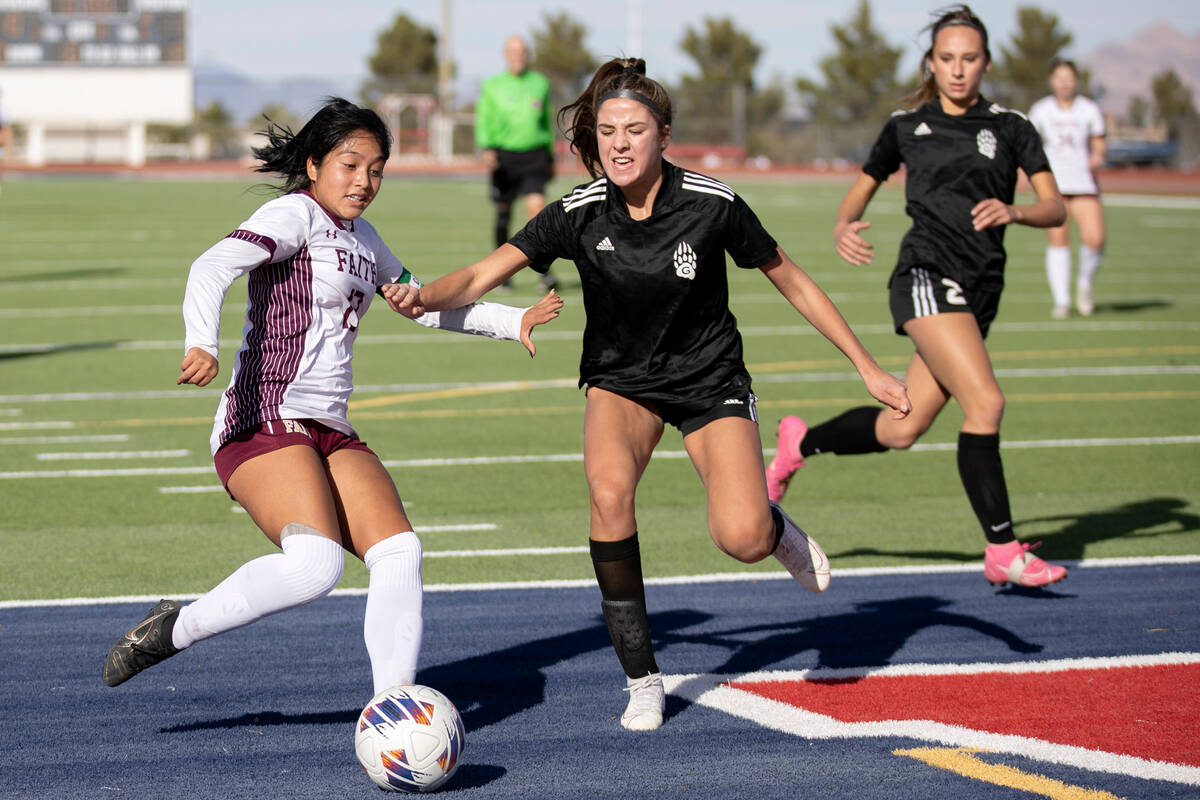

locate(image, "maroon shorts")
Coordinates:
214 419 375 497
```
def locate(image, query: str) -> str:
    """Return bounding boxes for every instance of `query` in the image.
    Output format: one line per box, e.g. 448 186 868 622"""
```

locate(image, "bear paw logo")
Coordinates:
673 241 697 280
976 128 997 159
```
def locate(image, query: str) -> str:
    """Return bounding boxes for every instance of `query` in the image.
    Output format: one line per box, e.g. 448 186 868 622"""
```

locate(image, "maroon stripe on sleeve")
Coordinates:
225 229 278 259
220 245 314 443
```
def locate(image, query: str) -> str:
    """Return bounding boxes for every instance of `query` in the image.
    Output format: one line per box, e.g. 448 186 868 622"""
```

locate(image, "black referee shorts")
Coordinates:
889 267 1002 338
490 148 552 204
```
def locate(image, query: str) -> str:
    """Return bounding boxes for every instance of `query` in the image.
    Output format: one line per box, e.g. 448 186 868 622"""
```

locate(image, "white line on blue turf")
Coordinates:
4 555 1199 608
0 435 1197 479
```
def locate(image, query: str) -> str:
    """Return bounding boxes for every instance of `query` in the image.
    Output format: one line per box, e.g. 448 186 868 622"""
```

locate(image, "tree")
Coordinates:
194 100 240 160
530 12 597 114
795 0 902 159
1150 68 1198 140
674 17 777 147
363 13 439 103
992 6 1072 110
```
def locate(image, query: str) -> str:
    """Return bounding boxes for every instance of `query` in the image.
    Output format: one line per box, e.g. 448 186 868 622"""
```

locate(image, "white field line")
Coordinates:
1102 193 1200 209
3 555 1198 609
0 435 1196 480
158 485 224 494
0 409 21 416
674 656 1200 786
2 363 1198 407
0 434 130 445
4 319 1200 357
35 449 189 461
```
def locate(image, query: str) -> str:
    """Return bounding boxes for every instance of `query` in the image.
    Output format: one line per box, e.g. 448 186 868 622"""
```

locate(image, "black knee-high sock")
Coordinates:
801 406 888 458
590 534 659 679
956 432 1015 544
493 205 511 249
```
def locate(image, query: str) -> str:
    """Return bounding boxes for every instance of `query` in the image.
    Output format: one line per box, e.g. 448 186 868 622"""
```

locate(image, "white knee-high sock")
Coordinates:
172 526 344 649
1045 246 1071 308
1078 244 1103 289
363 531 424 695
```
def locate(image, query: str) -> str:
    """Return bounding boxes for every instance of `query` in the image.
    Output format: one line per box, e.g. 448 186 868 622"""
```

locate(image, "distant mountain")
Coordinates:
1082 23 1200 117
193 61 361 124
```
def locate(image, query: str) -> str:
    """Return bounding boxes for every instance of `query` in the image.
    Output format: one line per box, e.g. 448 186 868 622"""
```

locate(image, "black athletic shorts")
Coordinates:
889 267 1002 338
589 375 759 438
490 147 552 204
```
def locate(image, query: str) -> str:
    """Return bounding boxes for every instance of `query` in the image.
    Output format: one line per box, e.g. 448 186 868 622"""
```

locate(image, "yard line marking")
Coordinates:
159 485 224 494
0 409 22 416
0 420 74 431
4 320 1200 356
0 434 129 445
0 435 1196 479
5 556 1198 608
416 524 498 534
35 449 189 461
425 545 586 558
893 747 1126 799
1102 193 1200 209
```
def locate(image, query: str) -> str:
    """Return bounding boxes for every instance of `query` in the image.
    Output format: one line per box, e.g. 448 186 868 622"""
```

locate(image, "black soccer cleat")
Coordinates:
103 599 182 687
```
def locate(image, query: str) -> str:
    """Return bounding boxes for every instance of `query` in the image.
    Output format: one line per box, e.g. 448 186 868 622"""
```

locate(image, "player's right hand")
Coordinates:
178 347 218 386
834 220 874 265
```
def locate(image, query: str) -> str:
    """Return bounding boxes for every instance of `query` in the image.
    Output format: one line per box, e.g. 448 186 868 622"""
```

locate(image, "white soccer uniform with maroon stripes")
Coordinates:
1028 95 1105 195
184 190 525 454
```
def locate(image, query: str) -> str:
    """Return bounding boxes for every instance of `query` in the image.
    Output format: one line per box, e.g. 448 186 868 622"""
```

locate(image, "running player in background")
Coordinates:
476 35 559 292
386 59 910 732
103 98 562 695
766 5 1070 590
1029 59 1107 318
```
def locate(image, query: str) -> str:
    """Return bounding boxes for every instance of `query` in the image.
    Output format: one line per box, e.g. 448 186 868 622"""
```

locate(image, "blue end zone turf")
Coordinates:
3 561 1198 799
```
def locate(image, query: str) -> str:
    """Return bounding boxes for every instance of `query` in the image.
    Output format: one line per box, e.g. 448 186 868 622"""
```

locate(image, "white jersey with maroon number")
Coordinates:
1028 95 1105 195
183 190 525 454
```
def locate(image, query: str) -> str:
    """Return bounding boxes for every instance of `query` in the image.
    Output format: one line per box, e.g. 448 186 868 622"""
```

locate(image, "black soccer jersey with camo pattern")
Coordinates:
862 96 1051 291
509 159 778 402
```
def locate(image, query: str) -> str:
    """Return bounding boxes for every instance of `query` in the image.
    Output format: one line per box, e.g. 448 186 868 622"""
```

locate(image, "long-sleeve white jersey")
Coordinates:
183 190 526 454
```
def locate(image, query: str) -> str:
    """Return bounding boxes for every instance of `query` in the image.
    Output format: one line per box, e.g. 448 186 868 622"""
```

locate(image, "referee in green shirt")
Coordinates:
476 35 557 291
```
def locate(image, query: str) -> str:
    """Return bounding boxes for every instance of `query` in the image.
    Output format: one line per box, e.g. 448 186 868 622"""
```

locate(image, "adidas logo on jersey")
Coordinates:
673 241 697 280
595 237 615 251
914 122 932 136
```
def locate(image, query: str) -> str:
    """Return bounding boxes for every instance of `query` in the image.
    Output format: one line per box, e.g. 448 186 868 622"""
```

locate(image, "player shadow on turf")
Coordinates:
1091 299 1170 314
660 595 1042 680
416 608 710 732
0 340 121 361
1016 496 1200 562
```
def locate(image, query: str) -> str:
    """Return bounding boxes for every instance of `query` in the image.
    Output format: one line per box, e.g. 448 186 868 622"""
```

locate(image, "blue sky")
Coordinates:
192 0 1197 94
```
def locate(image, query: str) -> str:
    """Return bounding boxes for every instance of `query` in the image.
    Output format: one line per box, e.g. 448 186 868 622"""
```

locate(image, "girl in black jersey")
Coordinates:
386 59 910 731
766 5 1069 589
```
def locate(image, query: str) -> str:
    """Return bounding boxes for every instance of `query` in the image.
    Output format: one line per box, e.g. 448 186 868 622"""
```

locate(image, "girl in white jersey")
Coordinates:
1029 59 1107 317
103 98 562 696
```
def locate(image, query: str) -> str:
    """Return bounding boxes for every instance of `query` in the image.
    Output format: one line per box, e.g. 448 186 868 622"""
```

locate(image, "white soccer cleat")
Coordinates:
1051 304 1070 320
1076 286 1094 317
770 502 831 593
620 672 665 731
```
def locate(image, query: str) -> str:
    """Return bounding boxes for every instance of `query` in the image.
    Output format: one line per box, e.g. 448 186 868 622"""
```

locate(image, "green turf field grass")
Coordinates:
1 176 1197 600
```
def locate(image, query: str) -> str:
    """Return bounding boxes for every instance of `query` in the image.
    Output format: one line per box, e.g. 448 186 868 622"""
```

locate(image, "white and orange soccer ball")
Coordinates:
355 684 466 793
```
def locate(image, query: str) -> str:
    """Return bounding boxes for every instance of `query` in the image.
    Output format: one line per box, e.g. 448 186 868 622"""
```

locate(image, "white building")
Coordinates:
0 0 192 166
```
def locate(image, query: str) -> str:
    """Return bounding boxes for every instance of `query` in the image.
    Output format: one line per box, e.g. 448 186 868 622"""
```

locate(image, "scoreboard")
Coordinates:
0 0 186 67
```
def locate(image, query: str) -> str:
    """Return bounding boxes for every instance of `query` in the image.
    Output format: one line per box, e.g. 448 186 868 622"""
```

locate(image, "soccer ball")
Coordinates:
355 684 467 793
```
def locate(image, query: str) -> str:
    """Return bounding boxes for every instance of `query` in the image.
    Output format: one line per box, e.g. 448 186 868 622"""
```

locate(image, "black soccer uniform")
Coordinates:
510 159 778 416
863 97 1051 334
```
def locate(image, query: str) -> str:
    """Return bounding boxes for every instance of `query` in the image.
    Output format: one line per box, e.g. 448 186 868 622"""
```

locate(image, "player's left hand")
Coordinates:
519 289 563 357
970 198 1018 230
381 282 425 318
862 364 911 419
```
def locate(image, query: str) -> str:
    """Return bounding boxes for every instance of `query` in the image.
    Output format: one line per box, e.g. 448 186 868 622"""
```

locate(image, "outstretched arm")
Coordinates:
760 248 910 418
833 172 883 265
381 243 533 317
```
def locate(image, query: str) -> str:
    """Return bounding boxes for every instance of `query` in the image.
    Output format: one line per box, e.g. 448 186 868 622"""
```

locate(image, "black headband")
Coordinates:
595 88 666 123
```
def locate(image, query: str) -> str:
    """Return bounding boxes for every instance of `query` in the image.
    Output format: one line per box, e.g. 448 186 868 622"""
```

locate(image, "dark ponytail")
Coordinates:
899 4 991 109
251 97 392 195
558 58 673 178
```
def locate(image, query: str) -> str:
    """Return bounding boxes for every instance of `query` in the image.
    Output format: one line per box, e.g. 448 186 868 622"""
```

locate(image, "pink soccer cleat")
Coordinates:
765 416 808 503
984 540 1067 588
